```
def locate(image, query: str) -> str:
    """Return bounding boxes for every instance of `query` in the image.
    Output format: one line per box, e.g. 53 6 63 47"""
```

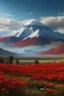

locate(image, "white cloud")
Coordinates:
40 16 64 34
0 13 12 18
0 18 23 32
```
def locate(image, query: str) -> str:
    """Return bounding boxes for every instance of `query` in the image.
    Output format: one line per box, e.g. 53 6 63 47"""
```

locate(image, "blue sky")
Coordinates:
0 0 64 20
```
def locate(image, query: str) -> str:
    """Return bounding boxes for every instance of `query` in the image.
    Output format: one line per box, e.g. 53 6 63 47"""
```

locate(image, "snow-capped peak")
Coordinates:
24 29 39 40
5 19 41 38
22 19 38 26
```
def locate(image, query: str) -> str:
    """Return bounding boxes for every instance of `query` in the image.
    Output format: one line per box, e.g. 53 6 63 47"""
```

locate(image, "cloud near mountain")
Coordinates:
0 18 23 32
0 16 64 35
40 16 64 34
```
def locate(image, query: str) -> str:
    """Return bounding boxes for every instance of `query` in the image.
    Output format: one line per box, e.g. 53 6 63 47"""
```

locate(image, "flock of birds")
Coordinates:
5 12 19 27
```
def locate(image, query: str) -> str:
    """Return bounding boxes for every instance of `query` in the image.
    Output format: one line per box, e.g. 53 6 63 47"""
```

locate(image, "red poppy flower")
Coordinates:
1 88 7 92
46 89 55 93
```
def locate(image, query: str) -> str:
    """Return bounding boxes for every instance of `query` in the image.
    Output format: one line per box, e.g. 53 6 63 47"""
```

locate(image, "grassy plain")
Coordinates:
13 59 64 64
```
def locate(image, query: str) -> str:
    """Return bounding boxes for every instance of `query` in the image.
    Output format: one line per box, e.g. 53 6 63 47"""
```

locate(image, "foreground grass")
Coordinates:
4 74 45 96
0 64 64 96
4 74 64 96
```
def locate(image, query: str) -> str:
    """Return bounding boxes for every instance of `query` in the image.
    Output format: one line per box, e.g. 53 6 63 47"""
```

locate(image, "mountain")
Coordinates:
0 19 64 46
0 48 17 56
0 19 64 55
38 45 64 55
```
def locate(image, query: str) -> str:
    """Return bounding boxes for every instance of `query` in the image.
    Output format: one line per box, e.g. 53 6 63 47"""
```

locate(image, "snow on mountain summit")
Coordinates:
22 19 44 27
22 19 37 25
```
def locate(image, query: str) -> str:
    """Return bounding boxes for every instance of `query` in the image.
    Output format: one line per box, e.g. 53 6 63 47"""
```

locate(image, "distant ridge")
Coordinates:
0 48 17 56
38 45 64 55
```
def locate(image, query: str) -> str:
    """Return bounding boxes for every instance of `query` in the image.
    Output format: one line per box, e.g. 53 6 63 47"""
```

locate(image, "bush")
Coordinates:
16 60 20 65
0 57 4 63
35 60 39 64
9 56 14 64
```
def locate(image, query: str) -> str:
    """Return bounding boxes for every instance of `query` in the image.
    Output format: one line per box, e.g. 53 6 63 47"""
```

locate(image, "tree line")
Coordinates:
0 56 39 64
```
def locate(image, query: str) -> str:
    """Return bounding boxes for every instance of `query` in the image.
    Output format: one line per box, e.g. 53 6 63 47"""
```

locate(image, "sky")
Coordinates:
0 0 64 36
0 0 64 20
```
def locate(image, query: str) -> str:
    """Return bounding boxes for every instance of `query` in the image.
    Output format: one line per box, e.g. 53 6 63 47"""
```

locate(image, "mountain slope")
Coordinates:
12 37 40 47
24 29 39 40
0 48 17 56
38 45 64 55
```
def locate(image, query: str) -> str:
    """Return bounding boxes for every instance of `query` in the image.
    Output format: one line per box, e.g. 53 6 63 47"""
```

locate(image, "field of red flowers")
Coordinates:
0 63 64 82
0 63 64 96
